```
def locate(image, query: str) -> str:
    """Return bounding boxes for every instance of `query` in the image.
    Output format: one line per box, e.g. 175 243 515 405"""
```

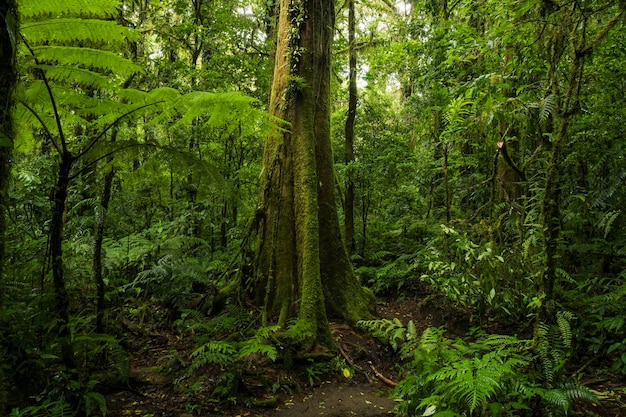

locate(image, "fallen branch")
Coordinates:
368 361 397 387
337 340 372 383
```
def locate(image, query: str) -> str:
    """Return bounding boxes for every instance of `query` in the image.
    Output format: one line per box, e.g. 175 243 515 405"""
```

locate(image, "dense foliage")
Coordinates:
1 0 625 415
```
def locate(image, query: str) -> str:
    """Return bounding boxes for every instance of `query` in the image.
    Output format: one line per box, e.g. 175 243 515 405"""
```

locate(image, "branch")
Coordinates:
577 10 624 57
69 142 151 181
20 35 68 155
74 101 164 161
18 100 62 155
368 361 397 387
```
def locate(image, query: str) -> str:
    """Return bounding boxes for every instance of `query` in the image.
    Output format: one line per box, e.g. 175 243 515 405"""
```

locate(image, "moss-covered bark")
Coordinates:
252 0 374 349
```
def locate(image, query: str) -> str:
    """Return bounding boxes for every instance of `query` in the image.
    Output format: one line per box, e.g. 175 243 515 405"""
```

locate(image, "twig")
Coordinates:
368 361 397 388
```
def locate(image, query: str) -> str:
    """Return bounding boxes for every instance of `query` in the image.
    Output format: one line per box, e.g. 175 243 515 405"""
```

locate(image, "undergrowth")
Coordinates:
358 312 596 416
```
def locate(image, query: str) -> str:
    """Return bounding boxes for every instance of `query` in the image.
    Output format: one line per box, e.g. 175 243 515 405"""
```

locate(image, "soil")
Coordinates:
104 298 626 417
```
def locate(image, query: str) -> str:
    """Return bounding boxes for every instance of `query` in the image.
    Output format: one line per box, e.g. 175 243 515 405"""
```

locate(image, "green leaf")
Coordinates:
22 18 135 45
20 0 120 19
0 132 12 148
31 46 145 78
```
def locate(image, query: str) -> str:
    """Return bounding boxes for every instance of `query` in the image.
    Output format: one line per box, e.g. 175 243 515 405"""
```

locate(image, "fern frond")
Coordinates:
84 391 108 416
32 46 144 78
238 338 278 362
32 64 111 90
20 0 120 19
556 310 574 348
598 209 621 238
22 18 134 45
540 93 558 123
189 341 236 372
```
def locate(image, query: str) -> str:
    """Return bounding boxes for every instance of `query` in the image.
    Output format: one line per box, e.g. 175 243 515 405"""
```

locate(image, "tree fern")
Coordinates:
19 0 119 19
32 46 143 78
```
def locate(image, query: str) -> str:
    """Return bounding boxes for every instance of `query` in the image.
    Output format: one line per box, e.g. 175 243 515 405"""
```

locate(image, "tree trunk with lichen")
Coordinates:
250 0 374 349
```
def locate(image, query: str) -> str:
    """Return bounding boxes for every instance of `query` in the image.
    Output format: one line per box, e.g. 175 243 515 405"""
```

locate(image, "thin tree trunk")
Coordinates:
0 0 18 308
443 144 451 223
50 153 76 369
344 0 357 256
541 9 623 313
93 162 115 334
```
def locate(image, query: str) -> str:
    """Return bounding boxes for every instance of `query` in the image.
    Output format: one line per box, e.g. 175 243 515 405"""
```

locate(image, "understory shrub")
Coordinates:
359 313 596 416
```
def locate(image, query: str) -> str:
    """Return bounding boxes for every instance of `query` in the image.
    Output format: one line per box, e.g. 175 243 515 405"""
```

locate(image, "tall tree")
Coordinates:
251 0 374 348
0 0 18 304
0 1 17 411
344 0 357 256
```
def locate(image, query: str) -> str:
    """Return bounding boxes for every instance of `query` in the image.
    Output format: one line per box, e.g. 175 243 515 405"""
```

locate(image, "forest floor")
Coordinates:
105 298 626 417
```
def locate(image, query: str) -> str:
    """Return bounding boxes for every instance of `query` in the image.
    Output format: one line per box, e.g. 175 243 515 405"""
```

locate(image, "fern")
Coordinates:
556 310 574 348
597 209 621 238
238 338 278 362
32 46 144 78
189 340 237 373
540 382 597 415
83 390 107 417
20 0 120 19
534 311 575 387
21 18 135 45
539 93 558 123
9 398 73 417
394 328 534 416
357 318 414 351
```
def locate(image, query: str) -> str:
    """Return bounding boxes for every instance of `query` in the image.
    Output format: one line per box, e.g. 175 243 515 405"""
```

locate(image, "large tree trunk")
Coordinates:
251 0 374 349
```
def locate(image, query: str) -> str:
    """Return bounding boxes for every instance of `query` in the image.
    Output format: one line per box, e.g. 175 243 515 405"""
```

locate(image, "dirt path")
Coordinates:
266 381 395 417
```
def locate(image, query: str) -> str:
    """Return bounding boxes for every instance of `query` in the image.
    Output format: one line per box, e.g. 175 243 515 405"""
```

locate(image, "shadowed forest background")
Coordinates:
1 0 626 416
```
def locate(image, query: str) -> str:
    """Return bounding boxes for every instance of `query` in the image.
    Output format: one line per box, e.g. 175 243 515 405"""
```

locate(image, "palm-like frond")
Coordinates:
32 46 144 78
20 0 119 19
21 18 134 45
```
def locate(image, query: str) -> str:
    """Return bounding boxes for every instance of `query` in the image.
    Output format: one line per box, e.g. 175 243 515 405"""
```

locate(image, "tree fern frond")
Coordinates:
32 46 144 78
19 0 120 19
32 64 111 90
22 18 134 45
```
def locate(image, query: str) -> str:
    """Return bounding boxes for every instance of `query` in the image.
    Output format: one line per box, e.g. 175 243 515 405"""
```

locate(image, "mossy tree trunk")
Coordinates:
540 5 623 314
251 0 374 349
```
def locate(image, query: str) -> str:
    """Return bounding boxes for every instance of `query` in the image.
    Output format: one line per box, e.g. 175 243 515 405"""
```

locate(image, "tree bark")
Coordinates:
251 0 374 349
541 7 623 314
0 0 17 307
0 6 17 405
93 160 115 334
344 0 357 256
50 153 76 369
